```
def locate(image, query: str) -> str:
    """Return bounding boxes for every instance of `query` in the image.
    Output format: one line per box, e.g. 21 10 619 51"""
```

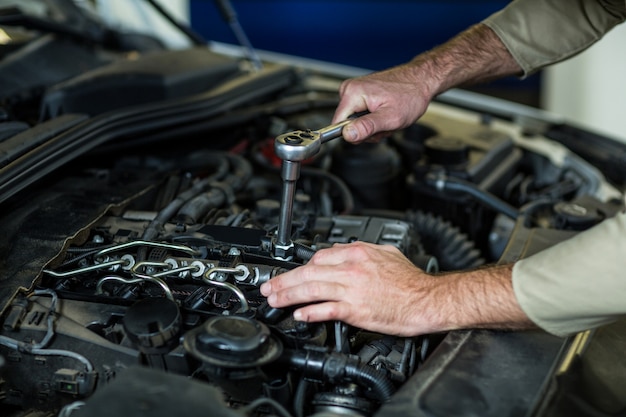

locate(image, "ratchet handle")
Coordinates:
274 111 369 161
319 110 369 143
318 119 351 144
317 110 369 143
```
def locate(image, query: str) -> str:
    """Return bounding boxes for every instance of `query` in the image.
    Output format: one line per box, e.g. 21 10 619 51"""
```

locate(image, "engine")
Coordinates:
1 95 622 417
0 143 432 417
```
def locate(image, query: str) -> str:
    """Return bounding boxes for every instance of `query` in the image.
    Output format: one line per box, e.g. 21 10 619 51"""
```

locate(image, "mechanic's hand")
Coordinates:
332 63 436 144
260 241 444 336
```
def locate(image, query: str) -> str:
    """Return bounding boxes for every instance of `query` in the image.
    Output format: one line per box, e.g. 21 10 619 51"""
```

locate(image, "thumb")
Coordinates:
342 112 388 143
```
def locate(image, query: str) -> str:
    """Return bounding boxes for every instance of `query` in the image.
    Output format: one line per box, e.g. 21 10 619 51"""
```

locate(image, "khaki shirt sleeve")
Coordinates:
482 0 626 76
512 210 626 337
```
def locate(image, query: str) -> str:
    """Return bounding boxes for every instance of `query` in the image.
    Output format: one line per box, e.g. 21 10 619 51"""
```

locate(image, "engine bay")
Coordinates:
0 2 625 416
1 92 623 416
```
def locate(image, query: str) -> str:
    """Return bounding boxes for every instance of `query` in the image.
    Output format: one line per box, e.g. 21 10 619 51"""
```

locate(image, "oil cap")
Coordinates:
424 136 469 166
184 315 281 368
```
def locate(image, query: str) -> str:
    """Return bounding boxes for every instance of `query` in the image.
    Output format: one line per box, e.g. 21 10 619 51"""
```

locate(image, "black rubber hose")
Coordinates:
175 154 252 224
356 208 483 271
176 187 227 224
426 174 519 219
301 166 355 215
406 211 484 271
344 362 396 403
294 242 316 261
223 153 253 191
284 349 395 403
142 177 211 240
141 153 230 240
293 378 310 417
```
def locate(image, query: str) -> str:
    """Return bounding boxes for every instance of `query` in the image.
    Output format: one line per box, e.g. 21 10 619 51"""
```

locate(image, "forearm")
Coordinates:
408 23 523 100
423 264 535 333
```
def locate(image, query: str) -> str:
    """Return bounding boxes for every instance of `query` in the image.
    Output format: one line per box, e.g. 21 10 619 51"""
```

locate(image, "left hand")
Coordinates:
260 241 444 336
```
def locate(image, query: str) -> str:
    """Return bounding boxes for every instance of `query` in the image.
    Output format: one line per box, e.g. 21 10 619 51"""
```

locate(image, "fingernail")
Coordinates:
267 293 276 305
344 125 357 142
260 282 270 296
293 309 303 321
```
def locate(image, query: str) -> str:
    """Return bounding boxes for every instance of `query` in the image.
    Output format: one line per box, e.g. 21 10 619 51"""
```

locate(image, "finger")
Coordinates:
341 106 407 143
293 301 350 323
261 262 342 295
267 278 347 309
332 93 368 125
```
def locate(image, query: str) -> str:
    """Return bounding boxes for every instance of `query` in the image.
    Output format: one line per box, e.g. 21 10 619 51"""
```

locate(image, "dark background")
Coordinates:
189 0 541 107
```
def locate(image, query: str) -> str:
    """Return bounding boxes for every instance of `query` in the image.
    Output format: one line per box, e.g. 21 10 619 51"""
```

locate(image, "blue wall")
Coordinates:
190 0 509 70
189 1 540 106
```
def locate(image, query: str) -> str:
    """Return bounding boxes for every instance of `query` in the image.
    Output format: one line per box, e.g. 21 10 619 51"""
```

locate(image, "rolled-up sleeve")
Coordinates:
513 210 626 337
483 0 626 76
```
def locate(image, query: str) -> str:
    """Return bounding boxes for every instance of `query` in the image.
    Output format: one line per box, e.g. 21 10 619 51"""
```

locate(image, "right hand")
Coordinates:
332 63 436 143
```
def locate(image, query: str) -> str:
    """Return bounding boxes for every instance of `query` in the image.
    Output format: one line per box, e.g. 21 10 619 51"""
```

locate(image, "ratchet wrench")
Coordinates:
272 114 364 259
